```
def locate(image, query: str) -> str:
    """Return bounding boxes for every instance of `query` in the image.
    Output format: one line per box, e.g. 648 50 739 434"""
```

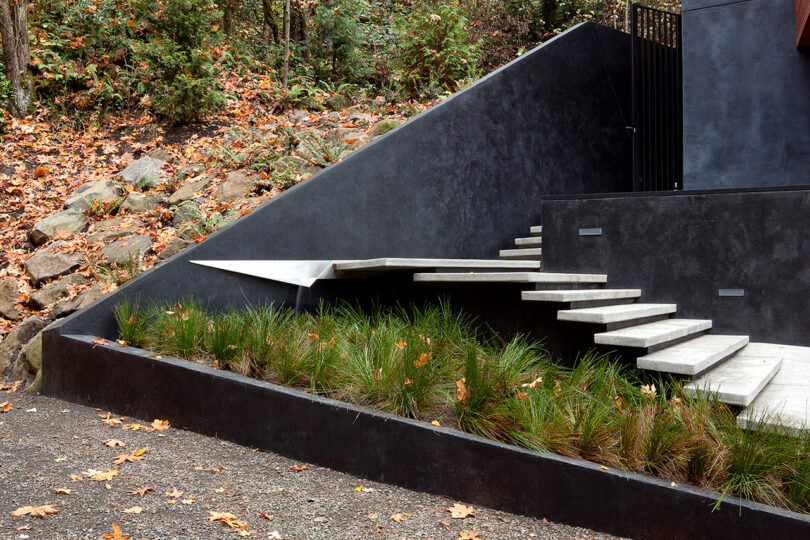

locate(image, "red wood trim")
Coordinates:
798 0 810 47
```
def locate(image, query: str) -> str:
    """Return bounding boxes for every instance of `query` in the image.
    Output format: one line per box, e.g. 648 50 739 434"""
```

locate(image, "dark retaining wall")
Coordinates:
41 331 810 539
56 21 632 338
541 187 810 346
682 0 810 190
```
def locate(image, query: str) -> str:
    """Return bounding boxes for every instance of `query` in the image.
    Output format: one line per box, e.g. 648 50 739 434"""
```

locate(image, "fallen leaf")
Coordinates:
104 439 126 448
113 447 148 465
455 378 470 404
258 511 274 520
447 503 475 519
85 468 119 481
431 420 442 427
101 522 132 540
129 487 153 497
55 456 67 462
12 505 59 518
69 474 83 481
181 498 195 505
54 488 72 495
123 506 143 514
0 401 12 412
458 531 481 539
151 419 170 431
213 487 226 493
208 511 247 529
288 464 307 472
165 488 184 498
391 511 406 523
91 336 111 346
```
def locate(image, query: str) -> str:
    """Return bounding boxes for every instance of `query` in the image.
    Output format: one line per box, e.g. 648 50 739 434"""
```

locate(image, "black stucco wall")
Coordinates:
682 0 810 189
542 187 810 346
58 22 632 337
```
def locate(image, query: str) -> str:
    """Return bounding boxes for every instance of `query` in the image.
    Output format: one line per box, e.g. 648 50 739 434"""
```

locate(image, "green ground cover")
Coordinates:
114 299 810 514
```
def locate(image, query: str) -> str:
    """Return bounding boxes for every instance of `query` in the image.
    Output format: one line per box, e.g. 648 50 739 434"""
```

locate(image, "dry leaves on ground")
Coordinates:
447 503 475 519
11 505 59 518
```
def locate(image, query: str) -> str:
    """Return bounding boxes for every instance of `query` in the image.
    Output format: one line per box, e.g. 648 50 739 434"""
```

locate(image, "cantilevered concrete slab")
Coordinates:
332 258 540 271
637 334 749 375
557 303 676 324
685 352 782 407
522 289 641 302
594 319 712 348
413 272 607 284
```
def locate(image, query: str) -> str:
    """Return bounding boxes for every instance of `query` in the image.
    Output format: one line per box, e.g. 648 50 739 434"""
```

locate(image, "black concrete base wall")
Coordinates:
542 187 810 346
682 0 810 190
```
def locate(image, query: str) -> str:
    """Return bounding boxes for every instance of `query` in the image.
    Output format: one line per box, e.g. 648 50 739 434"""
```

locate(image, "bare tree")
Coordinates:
263 0 279 44
0 0 34 117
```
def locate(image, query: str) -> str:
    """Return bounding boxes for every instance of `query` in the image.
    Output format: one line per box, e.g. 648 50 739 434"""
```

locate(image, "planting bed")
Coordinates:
43 299 810 539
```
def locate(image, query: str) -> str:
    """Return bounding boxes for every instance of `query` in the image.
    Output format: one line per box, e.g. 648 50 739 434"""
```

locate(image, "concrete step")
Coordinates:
637 334 749 375
413 272 607 284
736 343 810 431
514 236 542 248
332 258 541 271
557 303 676 324
500 248 542 260
685 352 781 407
530 226 542 236
594 319 712 349
522 289 641 303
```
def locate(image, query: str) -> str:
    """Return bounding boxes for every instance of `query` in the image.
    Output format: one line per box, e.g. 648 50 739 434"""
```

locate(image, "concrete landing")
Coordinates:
637 334 749 375
594 319 712 348
685 352 781 407
737 343 810 431
557 303 676 324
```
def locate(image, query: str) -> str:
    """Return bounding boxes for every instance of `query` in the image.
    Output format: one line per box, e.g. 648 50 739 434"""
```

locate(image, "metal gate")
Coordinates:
631 4 683 191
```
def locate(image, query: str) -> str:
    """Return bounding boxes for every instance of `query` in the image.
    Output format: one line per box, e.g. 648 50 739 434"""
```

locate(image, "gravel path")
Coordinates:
0 387 624 540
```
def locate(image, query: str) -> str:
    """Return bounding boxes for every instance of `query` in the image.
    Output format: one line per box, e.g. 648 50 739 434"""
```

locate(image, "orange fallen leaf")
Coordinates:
129 487 153 497
447 503 475 519
54 488 72 495
458 531 481 540
455 378 470 405
34 166 50 177
91 336 111 346
151 419 170 431
85 468 119 481
0 401 12 412
12 504 59 518
258 511 274 520
113 447 147 465
288 464 307 472
101 522 132 540
104 439 126 448
391 511 406 523
123 506 143 514
208 511 247 529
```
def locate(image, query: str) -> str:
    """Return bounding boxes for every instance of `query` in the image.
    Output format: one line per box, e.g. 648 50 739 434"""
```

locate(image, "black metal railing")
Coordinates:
631 4 683 191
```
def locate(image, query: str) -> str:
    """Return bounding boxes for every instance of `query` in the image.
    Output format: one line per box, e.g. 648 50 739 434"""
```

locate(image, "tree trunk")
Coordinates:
263 0 279 44
0 0 35 117
282 0 290 89
223 0 238 36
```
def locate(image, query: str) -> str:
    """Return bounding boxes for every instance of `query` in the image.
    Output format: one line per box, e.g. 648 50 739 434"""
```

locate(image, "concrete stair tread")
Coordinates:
514 237 543 247
522 289 641 302
594 319 712 348
637 334 749 375
736 343 810 430
332 258 541 271
530 225 542 236
557 303 676 324
685 354 781 407
413 272 607 284
500 248 542 260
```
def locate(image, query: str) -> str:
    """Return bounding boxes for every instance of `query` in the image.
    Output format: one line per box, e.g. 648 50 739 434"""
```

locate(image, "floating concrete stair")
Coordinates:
636 334 749 375
684 353 782 407
530 225 542 236
333 258 541 271
522 289 641 302
413 271 606 284
594 319 712 349
515 236 542 248
558 303 676 324
500 248 542 260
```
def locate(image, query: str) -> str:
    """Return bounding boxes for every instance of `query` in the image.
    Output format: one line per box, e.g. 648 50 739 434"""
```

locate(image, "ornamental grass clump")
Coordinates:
114 298 810 515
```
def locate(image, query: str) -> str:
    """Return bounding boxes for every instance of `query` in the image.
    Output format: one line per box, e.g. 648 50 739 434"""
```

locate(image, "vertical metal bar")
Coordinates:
676 13 683 189
631 5 639 191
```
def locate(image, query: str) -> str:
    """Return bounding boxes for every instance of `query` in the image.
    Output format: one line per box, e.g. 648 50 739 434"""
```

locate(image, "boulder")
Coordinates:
64 180 123 211
12 330 43 393
29 210 87 245
167 175 211 205
0 278 19 321
300 96 323 111
99 235 152 265
157 236 192 261
172 203 200 228
24 242 83 286
348 112 372 124
175 164 204 182
53 283 105 319
86 216 144 244
214 170 258 202
325 94 352 111
274 155 308 171
29 273 86 310
372 119 401 137
0 315 45 372
147 148 174 163
121 192 161 213
119 156 169 188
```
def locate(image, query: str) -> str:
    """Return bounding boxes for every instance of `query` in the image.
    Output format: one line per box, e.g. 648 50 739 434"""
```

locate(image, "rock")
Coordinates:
172 203 200 228
12 330 43 392
121 192 161 213
300 96 323 111
329 128 364 149
147 148 174 163
0 278 19 321
167 175 211 205
24 242 83 286
29 273 86 310
214 170 258 202
0 315 45 372
175 164 204 182
290 110 309 123
53 283 105 319
86 216 144 244
99 235 152 265
119 156 168 188
64 180 123 211
29 210 87 245
325 94 352 111
274 156 308 171
348 112 372 124
157 236 192 261
373 119 401 137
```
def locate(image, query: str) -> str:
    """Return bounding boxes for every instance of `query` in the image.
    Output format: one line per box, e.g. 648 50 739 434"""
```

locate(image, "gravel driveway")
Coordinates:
0 386 624 540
